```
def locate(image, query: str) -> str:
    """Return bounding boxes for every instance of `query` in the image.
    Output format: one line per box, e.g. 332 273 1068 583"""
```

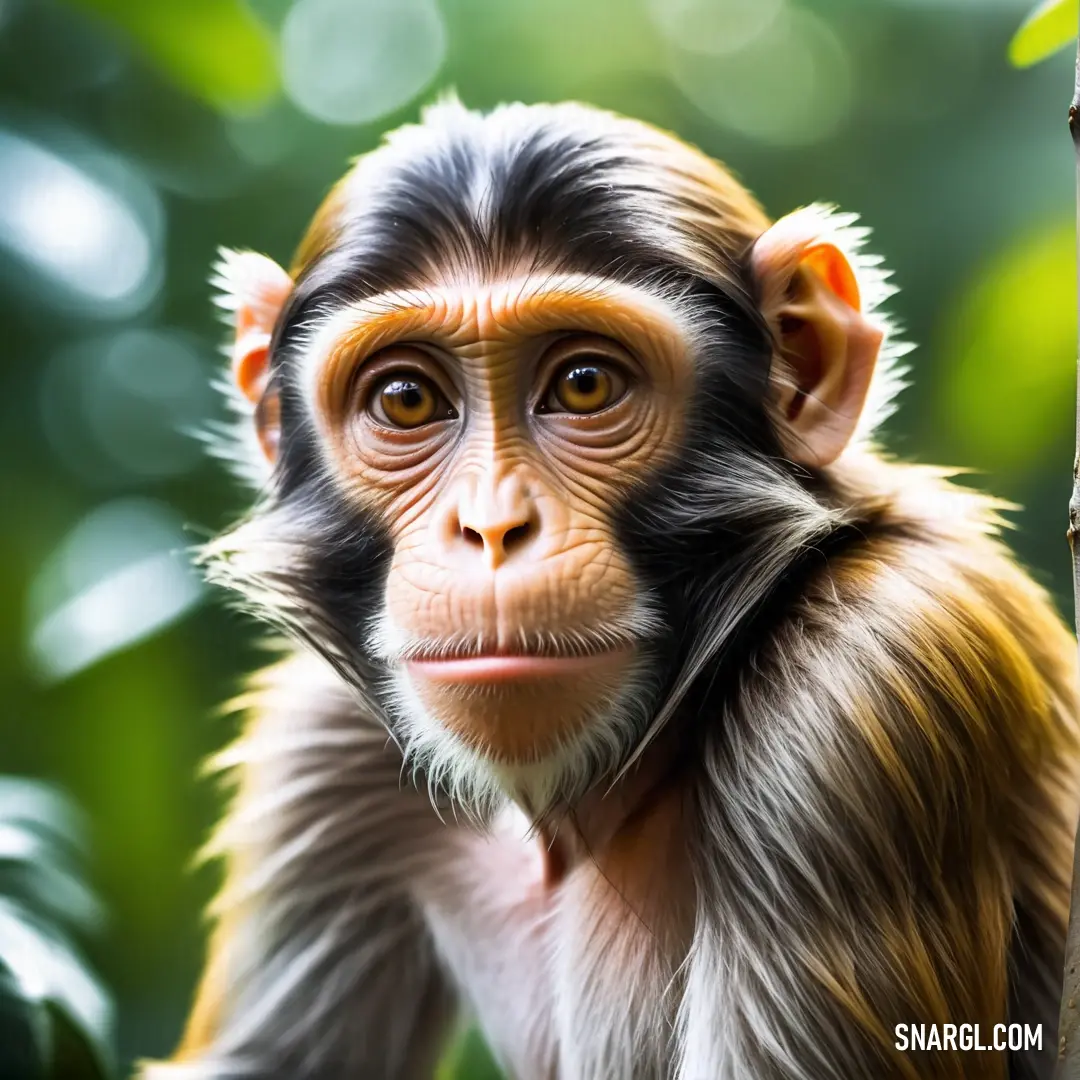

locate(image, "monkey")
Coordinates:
139 98 1080 1080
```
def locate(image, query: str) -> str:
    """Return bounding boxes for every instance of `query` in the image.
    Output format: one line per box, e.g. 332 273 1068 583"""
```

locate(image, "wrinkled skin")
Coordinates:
302 275 691 762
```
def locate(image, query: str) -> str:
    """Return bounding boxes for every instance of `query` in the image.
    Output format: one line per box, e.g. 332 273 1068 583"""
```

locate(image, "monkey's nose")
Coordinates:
457 509 538 568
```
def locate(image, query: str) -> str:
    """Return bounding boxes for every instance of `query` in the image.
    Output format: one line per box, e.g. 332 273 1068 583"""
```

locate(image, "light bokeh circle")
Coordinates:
669 6 852 146
282 0 447 126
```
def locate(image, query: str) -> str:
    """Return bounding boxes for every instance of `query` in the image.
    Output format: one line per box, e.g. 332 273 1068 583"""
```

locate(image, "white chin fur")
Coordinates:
381 652 661 824
368 594 666 820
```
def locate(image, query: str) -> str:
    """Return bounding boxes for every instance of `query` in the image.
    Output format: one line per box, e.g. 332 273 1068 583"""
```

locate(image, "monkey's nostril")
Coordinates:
457 520 534 559
503 522 533 553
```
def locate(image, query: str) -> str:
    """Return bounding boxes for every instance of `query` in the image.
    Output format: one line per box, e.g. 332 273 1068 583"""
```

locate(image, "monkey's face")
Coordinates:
303 275 691 773
213 102 885 811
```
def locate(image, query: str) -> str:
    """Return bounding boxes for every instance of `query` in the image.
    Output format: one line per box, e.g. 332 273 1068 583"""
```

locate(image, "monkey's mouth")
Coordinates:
406 647 631 685
393 627 638 686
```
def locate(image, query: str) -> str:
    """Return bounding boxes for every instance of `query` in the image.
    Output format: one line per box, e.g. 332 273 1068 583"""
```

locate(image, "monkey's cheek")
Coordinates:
405 656 632 763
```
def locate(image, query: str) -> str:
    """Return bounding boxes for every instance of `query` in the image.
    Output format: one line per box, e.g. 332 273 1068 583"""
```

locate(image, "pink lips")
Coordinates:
407 650 627 685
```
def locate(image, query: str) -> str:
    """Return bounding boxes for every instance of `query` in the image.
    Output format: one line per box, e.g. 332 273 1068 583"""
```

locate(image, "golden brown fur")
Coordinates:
681 453 1079 1078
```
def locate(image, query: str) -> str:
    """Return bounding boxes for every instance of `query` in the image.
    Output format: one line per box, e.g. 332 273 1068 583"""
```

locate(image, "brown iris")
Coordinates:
369 373 453 429
547 361 625 414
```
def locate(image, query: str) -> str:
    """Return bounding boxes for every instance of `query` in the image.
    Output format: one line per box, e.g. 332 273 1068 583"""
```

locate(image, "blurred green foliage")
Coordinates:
939 220 1076 473
66 0 277 111
0 778 113 1080
0 0 1077 1076
436 1026 504 1080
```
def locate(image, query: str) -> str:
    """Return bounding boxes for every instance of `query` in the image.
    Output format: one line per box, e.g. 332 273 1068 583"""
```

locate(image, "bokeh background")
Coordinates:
0 0 1076 1075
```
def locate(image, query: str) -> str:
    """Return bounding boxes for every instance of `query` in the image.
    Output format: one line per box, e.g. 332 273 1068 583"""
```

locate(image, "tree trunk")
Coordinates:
1056 36 1080 1080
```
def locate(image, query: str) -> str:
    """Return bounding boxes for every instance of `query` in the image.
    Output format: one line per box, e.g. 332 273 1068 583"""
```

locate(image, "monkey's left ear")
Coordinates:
751 209 885 467
211 248 293 462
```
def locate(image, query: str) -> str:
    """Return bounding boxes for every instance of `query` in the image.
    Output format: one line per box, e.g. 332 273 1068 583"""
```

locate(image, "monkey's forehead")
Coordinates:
289 99 770 296
297 272 703 406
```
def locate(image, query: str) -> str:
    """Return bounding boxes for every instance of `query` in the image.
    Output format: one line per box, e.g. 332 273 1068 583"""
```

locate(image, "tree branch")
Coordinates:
1055 34 1080 1080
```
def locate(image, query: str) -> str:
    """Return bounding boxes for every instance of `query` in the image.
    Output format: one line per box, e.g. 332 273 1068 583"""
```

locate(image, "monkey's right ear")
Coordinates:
212 249 293 462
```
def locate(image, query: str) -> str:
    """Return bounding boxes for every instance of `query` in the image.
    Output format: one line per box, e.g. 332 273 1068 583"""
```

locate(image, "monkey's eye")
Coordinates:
543 360 628 415
368 373 456 429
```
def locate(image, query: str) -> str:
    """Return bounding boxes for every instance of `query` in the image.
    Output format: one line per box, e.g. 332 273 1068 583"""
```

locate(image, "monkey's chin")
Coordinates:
387 649 653 816
406 648 630 761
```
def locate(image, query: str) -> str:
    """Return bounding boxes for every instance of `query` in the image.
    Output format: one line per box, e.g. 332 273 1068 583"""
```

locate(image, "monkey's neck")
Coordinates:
534 727 687 889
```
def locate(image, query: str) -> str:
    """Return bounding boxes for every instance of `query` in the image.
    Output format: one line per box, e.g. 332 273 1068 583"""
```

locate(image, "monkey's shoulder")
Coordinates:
745 467 1080 778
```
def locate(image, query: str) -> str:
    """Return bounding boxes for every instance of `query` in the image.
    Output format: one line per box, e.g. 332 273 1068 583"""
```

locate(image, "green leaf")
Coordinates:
1009 0 1077 68
64 0 278 113
0 778 114 1079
